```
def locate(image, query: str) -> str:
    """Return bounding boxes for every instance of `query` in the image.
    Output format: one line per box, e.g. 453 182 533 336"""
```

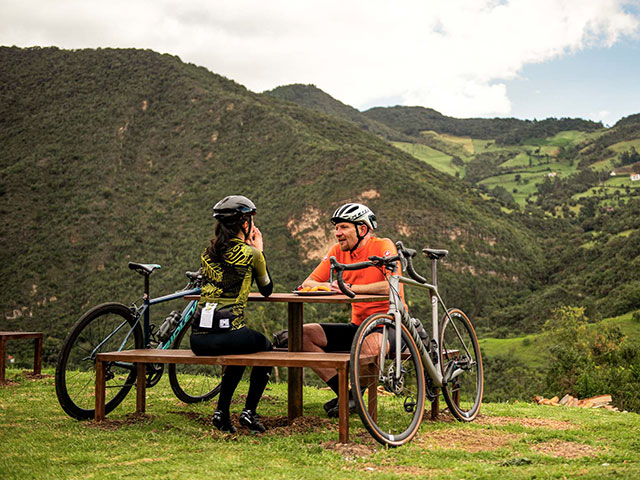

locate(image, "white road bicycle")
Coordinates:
330 242 483 447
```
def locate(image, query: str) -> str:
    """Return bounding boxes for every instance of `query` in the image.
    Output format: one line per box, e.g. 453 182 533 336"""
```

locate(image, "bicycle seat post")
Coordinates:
431 257 438 288
143 274 151 347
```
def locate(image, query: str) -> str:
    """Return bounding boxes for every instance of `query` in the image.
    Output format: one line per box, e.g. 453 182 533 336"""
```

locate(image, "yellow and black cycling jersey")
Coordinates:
199 238 272 331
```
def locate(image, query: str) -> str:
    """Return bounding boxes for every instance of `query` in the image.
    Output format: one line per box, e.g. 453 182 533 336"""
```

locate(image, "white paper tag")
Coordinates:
219 318 230 329
200 302 217 329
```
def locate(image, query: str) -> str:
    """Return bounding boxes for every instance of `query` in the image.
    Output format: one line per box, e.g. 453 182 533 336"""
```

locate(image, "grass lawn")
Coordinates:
1 368 640 479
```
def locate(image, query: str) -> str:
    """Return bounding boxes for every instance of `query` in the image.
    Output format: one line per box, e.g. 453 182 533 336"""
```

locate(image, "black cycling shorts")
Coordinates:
190 326 273 356
319 323 358 352
320 322 399 353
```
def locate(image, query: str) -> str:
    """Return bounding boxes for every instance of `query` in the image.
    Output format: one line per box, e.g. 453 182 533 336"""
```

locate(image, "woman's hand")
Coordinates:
246 225 264 251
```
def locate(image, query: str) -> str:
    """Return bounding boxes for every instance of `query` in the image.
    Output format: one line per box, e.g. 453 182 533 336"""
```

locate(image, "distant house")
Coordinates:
610 171 617 176
631 174 640 182
547 172 557 177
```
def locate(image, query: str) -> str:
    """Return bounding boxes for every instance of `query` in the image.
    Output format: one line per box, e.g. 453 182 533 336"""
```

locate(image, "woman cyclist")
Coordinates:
190 195 274 433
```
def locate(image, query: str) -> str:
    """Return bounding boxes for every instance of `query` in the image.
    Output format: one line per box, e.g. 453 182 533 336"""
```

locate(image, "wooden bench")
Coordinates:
95 349 376 443
0 331 43 384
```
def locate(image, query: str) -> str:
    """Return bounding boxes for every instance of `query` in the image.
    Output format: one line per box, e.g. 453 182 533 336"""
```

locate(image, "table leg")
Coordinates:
338 364 349 443
0 337 6 384
288 302 303 421
95 359 105 421
136 363 146 413
33 335 43 376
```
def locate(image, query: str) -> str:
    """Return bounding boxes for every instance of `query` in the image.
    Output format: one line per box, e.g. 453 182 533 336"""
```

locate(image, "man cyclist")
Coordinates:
299 202 404 417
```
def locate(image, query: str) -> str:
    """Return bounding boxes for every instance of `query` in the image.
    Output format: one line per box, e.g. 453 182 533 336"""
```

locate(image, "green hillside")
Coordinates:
363 105 603 145
1 47 560 362
264 83 408 141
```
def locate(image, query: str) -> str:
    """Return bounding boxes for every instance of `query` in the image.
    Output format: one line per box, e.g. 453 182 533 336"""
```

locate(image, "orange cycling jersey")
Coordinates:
310 237 405 326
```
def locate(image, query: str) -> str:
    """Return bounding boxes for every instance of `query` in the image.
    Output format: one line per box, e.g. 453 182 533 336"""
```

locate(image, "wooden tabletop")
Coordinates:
184 292 387 304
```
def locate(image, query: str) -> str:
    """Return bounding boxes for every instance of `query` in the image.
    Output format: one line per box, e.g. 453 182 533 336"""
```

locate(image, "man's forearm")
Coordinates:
350 281 389 295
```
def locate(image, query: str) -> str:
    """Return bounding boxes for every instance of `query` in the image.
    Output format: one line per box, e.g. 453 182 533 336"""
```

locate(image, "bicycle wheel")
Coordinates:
350 313 426 447
439 308 483 421
55 303 143 420
168 322 222 403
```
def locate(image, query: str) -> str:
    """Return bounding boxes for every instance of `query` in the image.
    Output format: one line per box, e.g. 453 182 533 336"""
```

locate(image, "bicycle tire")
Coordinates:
439 308 483 421
350 313 426 447
55 302 143 420
168 321 222 403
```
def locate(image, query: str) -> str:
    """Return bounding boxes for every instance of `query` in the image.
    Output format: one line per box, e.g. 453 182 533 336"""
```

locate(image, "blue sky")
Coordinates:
506 38 640 125
1 0 639 125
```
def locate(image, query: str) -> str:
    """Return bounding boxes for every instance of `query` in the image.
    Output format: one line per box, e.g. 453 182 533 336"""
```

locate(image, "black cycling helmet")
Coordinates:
213 195 257 223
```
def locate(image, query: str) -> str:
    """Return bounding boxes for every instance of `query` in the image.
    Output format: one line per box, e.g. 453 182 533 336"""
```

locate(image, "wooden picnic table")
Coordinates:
186 292 387 420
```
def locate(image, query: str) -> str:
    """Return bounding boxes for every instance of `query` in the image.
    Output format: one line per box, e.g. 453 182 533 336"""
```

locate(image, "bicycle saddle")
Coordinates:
422 248 448 260
128 262 162 276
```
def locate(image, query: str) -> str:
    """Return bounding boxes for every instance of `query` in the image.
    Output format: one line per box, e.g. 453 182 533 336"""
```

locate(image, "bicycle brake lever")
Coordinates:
330 256 355 298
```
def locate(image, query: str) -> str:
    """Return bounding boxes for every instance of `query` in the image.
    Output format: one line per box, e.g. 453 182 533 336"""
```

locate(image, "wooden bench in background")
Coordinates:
95 349 376 443
0 331 43 384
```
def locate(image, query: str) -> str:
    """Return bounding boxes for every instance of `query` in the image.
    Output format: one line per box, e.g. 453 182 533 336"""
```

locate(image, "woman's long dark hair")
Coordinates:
207 216 250 261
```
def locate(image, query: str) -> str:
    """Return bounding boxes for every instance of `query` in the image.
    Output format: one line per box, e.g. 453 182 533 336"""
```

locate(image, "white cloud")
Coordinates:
1 0 638 118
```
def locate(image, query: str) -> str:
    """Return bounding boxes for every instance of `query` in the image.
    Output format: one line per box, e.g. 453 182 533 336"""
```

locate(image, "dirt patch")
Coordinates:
0 380 20 387
476 414 577 430
531 440 603 458
172 411 336 438
356 464 436 477
87 413 154 431
417 427 521 452
23 371 54 381
322 440 377 460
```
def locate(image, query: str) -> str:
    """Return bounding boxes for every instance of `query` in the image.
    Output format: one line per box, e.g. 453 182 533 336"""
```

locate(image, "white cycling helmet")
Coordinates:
331 203 378 230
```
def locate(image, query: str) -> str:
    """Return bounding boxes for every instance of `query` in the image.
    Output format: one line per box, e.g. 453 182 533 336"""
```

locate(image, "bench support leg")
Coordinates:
431 389 440 420
337 364 349 443
33 335 42 376
287 303 303 422
0 337 6 384
136 363 146 414
95 359 106 421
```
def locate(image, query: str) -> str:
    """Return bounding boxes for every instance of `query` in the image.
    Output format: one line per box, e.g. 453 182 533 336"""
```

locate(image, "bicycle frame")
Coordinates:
90 286 202 366
331 247 463 389
137 287 202 348
389 269 461 390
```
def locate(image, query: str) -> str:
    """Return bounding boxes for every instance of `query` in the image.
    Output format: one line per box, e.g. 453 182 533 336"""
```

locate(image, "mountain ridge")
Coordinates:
1 46 559 355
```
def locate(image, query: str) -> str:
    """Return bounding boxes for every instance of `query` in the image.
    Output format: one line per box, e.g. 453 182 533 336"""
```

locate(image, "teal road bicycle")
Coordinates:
55 262 223 420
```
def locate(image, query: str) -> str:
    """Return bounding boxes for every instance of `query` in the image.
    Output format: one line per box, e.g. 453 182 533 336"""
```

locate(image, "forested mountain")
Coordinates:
363 105 603 145
266 84 603 145
264 84 408 141
1 47 566 363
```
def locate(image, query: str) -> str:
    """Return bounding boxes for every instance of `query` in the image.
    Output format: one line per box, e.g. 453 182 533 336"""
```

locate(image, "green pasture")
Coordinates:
471 138 495 153
479 172 543 206
2 368 640 479
607 138 640 154
481 311 640 370
393 141 460 176
479 334 546 369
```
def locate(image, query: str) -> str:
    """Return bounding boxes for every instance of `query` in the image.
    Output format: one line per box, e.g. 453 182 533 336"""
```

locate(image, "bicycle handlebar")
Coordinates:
395 241 428 284
329 254 401 298
328 242 430 297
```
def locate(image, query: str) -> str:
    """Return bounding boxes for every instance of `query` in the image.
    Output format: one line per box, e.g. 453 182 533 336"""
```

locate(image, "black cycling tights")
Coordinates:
190 327 273 413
